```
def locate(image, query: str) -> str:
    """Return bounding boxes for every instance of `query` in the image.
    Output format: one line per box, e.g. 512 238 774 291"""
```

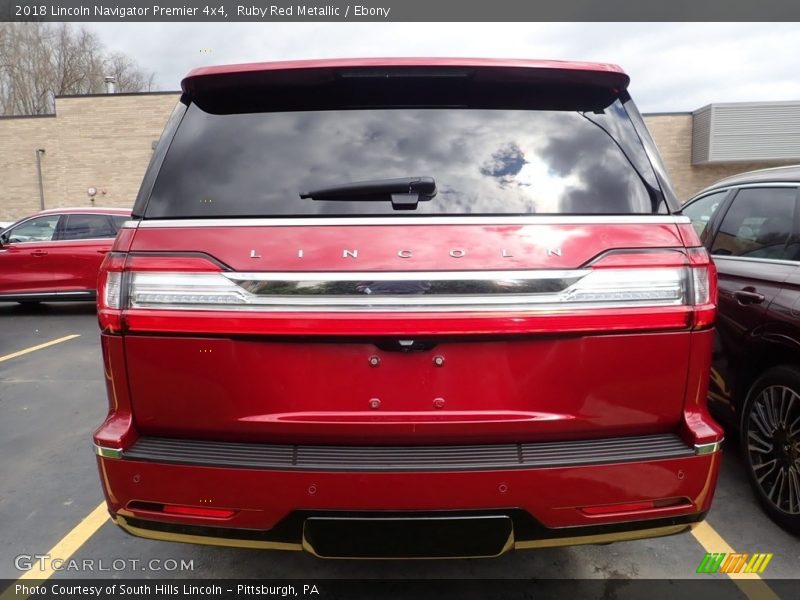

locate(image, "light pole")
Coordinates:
35 148 46 210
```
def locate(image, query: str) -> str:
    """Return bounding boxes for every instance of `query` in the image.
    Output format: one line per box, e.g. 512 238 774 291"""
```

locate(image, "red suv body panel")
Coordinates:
184 57 628 79
0 208 130 302
93 59 722 558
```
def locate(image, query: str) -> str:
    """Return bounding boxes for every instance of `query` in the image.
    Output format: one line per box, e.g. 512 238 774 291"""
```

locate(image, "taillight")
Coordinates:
129 272 245 306
562 268 684 304
97 252 127 333
97 253 224 332
687 247 717 329
590 247 716 329
101 248 717 331
103 271 123 309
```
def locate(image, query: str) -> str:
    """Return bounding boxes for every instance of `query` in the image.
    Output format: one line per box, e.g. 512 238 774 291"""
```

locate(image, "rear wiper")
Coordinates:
300 177 437 211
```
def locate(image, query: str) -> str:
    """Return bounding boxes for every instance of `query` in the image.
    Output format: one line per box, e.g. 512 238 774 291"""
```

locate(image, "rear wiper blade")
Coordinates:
300 177 437 211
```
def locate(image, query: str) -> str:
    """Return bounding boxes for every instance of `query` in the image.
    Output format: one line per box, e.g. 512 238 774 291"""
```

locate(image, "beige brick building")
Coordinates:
0 92 179 221
0 94 796 221
644 112 797 201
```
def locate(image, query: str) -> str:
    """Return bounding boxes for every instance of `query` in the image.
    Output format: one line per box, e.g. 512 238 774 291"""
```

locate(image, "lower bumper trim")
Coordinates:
112 510 705 558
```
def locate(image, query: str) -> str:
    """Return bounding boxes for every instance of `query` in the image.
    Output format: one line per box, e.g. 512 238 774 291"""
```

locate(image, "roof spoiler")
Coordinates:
181 58 630 114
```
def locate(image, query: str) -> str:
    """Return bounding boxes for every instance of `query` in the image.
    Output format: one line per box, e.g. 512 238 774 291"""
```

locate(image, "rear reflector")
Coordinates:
126 501 237 519
581 497 691 516
162 505 236 519
581 501 655 515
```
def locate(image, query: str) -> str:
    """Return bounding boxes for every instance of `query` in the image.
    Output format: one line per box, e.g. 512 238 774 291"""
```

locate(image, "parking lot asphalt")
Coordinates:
0 303 797 596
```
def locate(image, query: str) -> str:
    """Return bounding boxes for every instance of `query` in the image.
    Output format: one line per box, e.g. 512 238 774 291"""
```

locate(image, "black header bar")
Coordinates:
2 0 800 22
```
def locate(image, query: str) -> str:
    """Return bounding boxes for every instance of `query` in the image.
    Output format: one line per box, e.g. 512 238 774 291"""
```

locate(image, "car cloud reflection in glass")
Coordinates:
148 102 658 217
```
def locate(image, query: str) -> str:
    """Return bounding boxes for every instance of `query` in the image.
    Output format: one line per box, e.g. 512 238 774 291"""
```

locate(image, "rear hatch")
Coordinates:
99 59 713 445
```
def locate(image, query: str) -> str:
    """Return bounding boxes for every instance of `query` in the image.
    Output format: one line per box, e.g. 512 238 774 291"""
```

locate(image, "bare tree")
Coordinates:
105 52 155 93
0 23 156 116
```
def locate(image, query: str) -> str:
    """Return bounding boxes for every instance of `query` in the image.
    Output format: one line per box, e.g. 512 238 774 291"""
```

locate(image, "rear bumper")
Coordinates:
112 511 704 558
95 435 721 557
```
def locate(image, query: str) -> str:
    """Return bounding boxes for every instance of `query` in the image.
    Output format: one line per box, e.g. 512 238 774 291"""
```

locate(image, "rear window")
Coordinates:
143 99 668 218
111 215 129 230
60 214 117 240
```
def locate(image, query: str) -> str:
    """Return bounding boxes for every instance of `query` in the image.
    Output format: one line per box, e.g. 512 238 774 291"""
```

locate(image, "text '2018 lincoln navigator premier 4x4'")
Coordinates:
94 58 722 558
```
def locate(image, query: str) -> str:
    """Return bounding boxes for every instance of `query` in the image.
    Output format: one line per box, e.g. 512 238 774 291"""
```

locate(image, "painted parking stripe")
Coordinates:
17 501 109 581
691 521 780 600
0 334 80 363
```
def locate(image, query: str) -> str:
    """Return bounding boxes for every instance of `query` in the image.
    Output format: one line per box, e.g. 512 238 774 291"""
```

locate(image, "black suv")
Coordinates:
684 165 800 534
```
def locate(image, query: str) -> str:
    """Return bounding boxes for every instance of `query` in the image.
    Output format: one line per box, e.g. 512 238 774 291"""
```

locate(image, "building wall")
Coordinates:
645 113 796 202
0 93 180 221
0 115 55 221
1 94 797 221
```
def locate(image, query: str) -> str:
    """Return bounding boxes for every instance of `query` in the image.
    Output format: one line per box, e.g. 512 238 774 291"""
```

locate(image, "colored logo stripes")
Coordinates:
696 552 773 574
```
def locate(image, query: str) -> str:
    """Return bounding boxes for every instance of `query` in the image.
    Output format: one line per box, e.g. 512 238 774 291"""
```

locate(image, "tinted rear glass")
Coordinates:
61 214 116 239
144 99 666 217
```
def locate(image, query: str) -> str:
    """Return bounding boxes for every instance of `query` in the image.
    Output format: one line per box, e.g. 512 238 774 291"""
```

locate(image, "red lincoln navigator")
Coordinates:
93 58 723 558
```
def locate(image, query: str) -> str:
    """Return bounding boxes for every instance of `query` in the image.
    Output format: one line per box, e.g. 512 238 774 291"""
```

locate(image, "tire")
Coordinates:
740 365 800 535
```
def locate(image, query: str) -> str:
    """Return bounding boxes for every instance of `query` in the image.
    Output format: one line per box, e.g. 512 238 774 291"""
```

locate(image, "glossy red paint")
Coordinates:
0 208 130 300
184 57 628 90
126 223 684 271
95 215 722 547
122 331 694 444
97 452 720 531
0 237 58 295
680 328 725 445
96 335 137 449
676 223 703 248
161 505 237 519
120 306 693 337
94 58 721 552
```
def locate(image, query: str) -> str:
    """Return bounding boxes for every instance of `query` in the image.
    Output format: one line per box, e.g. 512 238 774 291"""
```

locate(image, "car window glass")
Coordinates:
146 101 666 217
2 215 60 243
711 187 798 260
683 191 728 242
62 214 116 240
111 215 128 230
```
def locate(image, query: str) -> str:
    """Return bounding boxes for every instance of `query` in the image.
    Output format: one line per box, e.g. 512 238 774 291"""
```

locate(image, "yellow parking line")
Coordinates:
691 520 780 600
17 502 109 581
0 334 80 363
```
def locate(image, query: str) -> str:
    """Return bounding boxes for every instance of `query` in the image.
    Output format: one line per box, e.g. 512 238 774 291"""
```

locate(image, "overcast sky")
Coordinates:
85 22 800 113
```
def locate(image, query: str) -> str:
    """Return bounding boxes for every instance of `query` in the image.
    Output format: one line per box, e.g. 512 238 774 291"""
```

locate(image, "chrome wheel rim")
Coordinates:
747 384 800 515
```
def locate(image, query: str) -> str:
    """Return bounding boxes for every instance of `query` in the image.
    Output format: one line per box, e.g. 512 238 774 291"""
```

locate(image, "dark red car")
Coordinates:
93 58 722 558
0 207 131 304
683 165 800 533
